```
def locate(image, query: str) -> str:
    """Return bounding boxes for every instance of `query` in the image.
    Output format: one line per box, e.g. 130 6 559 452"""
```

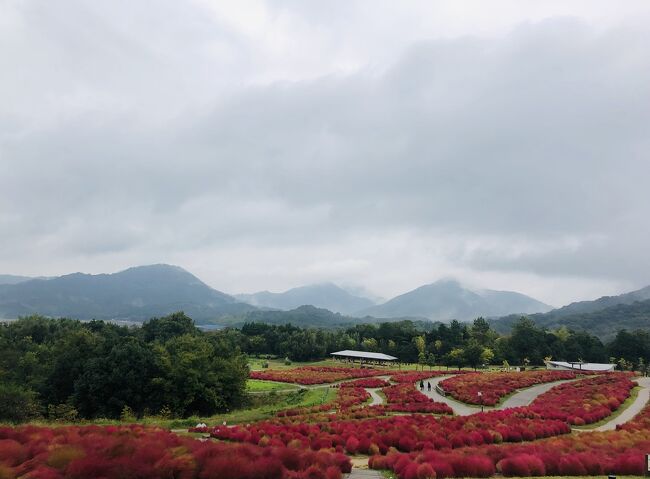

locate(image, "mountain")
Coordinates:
0 264 253 322
235 283 376 315
489 284 650 340
356 279 552 321
0 274 34 285
219 304 436 329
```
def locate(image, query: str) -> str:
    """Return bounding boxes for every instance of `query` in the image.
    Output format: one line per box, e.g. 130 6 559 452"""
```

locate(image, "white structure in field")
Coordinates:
545 360 615 372
331 350 397 366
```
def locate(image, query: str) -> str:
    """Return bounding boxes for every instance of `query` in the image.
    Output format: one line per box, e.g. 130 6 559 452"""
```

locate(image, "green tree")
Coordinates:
0 383 42 423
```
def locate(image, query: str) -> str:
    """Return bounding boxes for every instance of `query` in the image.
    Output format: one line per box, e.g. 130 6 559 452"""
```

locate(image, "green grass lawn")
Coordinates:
246 378 300 392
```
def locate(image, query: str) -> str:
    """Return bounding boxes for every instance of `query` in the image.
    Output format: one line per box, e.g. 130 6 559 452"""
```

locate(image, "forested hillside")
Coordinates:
0 313 248 422
491 298 650 340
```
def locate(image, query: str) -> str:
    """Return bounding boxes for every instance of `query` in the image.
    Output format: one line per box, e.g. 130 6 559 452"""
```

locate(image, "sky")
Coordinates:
1 0 650 306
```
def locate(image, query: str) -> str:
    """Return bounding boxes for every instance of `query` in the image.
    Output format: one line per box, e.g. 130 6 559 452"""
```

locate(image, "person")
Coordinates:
427 381 431 391
419 380 424 390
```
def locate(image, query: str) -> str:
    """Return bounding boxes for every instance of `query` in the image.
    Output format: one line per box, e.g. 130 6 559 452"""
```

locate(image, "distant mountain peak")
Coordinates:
235 282 376 315
356 279 552 321
0 265 254 321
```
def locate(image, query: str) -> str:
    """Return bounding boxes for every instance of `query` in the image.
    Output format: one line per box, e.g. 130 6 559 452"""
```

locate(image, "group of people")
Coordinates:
419 380 432 392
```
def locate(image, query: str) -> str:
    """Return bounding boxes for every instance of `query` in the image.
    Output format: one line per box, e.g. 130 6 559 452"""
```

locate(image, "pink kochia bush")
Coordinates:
339 378 390 388
379 383 453 414
439 371 576 406
389 371 468 384
276 386 370 419
207 408 570 455
370 398 650 478
250 366 386 385
529 373 635 425
0 425 351 479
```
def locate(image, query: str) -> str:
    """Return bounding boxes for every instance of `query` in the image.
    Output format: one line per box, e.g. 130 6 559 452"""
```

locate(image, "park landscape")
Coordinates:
2 319 650 479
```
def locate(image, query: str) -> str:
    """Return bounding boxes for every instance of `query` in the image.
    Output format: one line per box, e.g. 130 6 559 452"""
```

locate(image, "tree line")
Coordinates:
231 317 650 371
0 313 248 423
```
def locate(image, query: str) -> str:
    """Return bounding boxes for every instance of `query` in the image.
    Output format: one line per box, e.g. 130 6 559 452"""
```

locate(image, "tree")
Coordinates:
0 383 41 423
448 348 465 370
480 348 495 366
463 341 484 370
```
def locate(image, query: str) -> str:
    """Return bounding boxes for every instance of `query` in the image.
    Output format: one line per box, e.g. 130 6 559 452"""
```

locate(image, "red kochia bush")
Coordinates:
250 366 387 385
373 399 650 477
339 378 390 388
529 373 635 424
0 425 351 479
439 371 576 406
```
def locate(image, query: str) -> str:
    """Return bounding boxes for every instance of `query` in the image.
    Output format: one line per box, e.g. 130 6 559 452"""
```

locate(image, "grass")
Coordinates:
179 387 338 427
574 385 641 430
246 378 300 392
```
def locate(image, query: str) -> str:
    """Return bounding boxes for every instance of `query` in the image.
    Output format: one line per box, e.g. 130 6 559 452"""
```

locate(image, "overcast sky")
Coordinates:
1 0 650 306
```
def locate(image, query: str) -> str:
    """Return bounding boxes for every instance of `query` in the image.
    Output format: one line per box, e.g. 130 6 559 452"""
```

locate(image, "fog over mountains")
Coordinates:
0 264 253 322
1 264 554 323
236 283 376 316
357 279 552 321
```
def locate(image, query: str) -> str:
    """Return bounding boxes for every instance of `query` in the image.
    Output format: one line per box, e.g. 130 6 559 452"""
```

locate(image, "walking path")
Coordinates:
499 379 577 409
366 388 384 406
417 376 478 416
418 375 577 416
344 469 383 479
590 376 650 431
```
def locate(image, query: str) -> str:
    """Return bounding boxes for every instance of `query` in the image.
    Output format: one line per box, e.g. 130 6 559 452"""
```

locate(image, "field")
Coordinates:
2 363 648 479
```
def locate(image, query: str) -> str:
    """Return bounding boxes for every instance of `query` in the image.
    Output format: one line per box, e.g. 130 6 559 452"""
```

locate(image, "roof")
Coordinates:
546 360 615 371
331 350 397 361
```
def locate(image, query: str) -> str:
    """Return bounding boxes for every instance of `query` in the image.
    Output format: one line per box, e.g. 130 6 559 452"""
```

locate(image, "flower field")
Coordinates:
206 407 570 455
250 366 386 385
370 399 650 478
0 425 351 479
339 378 390 388
379 383 453 414
528 373 636 425
438 370 576 406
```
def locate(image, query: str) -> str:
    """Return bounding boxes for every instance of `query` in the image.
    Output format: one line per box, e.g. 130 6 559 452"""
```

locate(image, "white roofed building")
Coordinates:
545 360 615 372
330 349 398 367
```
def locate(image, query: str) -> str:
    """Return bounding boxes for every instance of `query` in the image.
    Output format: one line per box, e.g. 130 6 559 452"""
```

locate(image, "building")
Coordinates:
545 360 615 372
330 350 398 367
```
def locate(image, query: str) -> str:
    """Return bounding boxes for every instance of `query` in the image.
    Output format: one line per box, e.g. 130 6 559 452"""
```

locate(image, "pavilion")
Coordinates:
544 360 615 372
330 349 398 368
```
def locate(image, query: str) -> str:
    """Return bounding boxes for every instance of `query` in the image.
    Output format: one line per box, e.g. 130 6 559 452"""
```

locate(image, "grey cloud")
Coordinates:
1 5 649 303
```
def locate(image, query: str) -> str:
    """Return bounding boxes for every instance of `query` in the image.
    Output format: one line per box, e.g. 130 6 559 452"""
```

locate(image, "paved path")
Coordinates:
499 379 577 409
366 388 384 406
418 376 479 416
591 376 650 431
344 469 383 479
418 375 577 416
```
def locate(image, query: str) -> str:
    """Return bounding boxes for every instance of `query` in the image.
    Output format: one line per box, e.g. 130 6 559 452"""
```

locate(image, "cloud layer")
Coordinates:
1 0 650 305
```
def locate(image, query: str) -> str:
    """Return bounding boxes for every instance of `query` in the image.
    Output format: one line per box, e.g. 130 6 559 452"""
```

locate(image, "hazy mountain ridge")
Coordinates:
0 274 36 285
357 279 552 321
0 264 254 322
235 283 376 315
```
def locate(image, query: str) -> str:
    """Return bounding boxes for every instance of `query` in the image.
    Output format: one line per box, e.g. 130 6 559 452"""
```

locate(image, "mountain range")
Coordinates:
0 264 252 322
235 283 376 315
357 279 552 321
489 285 650 340
2 264 649 339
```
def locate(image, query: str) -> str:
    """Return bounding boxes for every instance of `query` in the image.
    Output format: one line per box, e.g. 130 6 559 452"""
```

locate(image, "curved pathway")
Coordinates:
499 378 578 409
418 375 577 416
417 376 479 416
590 376 650 431
366 388 384 406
